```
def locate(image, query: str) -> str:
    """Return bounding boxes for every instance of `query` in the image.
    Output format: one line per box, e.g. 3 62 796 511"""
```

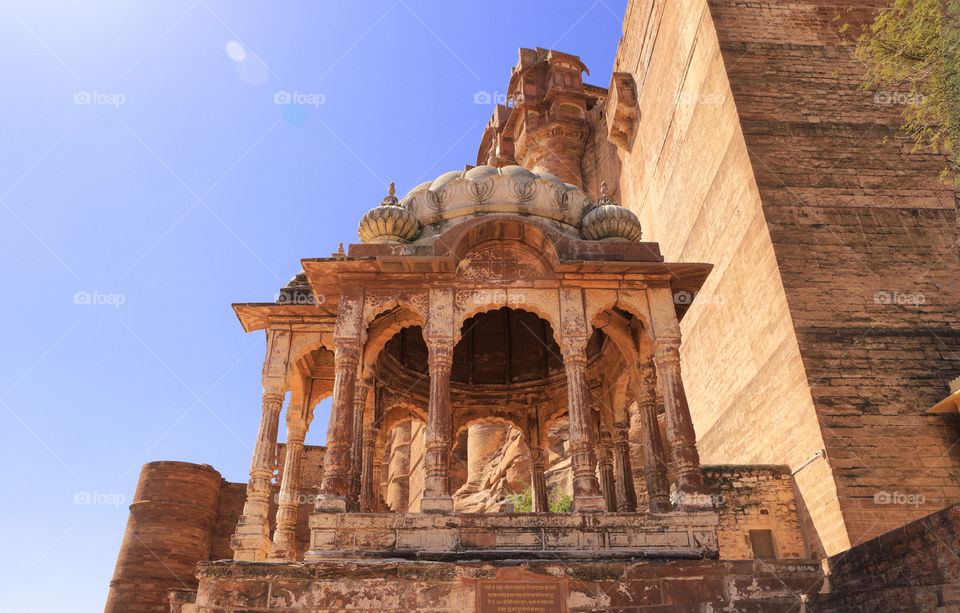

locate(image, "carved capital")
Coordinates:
653 340 681 368
426 338 454 372
560 337 588 368
261 385 285 413
333 340 361 369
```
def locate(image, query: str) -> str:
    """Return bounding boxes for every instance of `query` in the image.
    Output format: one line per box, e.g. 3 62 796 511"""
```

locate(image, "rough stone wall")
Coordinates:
702 465 807 560
608 0 960 556
704 0 960 550
195 558 824 612
809 503 960 612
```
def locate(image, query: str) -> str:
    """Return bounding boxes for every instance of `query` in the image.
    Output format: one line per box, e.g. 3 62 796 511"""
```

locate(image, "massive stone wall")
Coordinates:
607 0 960 555
707 0 960 550
610 0 843 556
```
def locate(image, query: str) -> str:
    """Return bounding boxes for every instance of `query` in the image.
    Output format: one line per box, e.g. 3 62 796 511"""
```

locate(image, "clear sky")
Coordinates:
0 1 625 610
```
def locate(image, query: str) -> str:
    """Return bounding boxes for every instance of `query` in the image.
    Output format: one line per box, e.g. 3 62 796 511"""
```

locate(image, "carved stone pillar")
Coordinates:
612 422 638 512
529 446 549 513
653 339 705 494
347 379 370 509
232 383 284 561
561 339 606 511
631 360 671 512
372 449 386 513
421 338 454 513
385 421 412 512
316 340 360 512
597 431 617 512
267 420 307 560
358 425 378 511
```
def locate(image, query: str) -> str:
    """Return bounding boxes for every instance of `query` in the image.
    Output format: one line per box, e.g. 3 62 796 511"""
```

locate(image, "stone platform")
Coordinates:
193 558 824 612
305 511 720 560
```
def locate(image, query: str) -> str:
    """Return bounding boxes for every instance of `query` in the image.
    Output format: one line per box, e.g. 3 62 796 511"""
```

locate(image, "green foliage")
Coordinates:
548 487 572 513
508 485 572 513
855 0 960 183
510 486 533 513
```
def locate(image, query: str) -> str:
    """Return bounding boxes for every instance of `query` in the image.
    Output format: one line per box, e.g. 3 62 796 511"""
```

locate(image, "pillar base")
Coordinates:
266 538 296 561
231 516 270 561
420 496 454 513
572 495 606 512
314 495 347 513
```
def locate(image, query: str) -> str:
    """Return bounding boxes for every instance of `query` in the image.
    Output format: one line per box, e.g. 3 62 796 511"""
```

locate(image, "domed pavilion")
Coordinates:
229 163 718 562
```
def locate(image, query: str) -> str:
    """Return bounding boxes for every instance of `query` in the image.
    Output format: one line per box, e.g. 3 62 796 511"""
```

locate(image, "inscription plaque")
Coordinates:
477 578 567 613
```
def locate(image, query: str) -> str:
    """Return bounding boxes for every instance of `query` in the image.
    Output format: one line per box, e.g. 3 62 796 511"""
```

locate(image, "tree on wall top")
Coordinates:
853 0 960 184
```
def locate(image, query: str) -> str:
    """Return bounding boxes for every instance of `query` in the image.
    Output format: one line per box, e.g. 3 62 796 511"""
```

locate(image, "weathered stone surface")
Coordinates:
304 511 719 560
193 558 823 612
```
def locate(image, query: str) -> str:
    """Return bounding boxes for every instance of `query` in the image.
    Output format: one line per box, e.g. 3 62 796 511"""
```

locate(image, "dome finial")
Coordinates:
381 181 399 206
598 181 615 206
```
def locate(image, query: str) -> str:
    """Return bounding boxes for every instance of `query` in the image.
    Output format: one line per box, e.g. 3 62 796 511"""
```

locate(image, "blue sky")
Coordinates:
0 1 625 610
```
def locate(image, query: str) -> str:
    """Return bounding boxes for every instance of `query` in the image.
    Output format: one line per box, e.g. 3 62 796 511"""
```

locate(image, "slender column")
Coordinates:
653 338 705 494
358 425 378 511
597 431 617 512
316 340 360 512
612 422 638 512
421 338 454 513
372 447 386 512
631 360 671 511
529 446 549 512
232 383 284 561
267 420 307 560
561 339 606 511
347 379 370 509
